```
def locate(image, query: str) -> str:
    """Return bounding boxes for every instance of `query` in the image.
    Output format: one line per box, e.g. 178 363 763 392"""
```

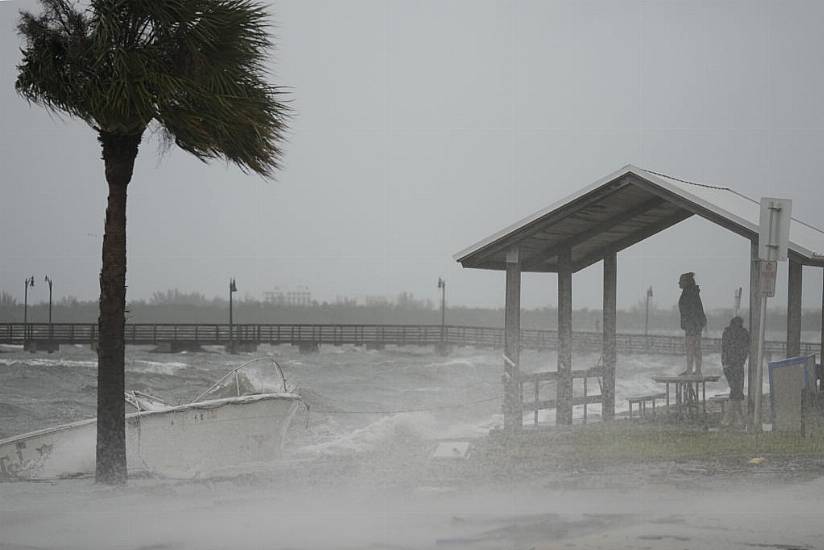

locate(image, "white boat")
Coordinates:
0 358 301 480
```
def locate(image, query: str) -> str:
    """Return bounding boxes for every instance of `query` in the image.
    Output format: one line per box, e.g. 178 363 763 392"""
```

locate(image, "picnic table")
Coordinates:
652 374 721 421
627 392 667 418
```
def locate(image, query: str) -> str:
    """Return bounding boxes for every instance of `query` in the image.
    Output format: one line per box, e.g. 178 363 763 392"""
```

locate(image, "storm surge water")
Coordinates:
0 343 709 459
1 343 746 550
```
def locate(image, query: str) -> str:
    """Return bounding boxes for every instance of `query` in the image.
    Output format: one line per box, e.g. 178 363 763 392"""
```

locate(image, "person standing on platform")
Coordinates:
678 272 707 376
721 316 750 427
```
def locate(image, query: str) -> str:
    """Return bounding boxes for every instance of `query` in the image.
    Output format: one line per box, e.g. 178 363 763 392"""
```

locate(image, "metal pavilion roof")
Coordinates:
454 165 824 273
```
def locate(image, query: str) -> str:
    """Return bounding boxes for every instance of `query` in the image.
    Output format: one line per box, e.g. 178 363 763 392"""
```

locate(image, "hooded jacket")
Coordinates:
679 285 707 334
722 321 750 367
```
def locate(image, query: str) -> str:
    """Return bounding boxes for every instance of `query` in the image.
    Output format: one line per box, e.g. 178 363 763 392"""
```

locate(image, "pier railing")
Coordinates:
0 322 817 356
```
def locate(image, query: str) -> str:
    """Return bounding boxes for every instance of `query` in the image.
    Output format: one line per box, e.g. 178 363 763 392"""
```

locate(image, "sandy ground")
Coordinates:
1 454 823 550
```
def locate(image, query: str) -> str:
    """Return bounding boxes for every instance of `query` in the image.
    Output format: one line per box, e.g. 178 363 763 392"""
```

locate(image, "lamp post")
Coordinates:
229 278 237 353
23 276 35 345
437 277 446 345
44 275 53 342
734 287 742 317
644 286 653 348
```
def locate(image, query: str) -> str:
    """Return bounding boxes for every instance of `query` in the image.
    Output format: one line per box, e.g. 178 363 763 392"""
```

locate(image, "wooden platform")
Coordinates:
0 323 815 356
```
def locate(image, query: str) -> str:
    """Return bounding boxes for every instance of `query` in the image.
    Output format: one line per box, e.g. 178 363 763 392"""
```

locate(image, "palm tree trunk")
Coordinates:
95 131 142 485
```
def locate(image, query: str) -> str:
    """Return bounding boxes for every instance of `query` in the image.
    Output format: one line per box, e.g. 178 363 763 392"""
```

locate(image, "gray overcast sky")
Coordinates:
2 0 824 311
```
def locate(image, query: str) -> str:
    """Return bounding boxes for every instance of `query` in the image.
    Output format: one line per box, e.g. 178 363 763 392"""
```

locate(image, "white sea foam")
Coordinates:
0 344 23 351
296 412 441 456
296 407 501 457
131 360 188 375
427 356 494 371
0 357 98 369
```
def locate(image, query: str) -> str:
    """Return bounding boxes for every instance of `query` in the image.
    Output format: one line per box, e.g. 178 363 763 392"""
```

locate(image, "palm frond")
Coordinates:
17 0 288 176
16 0 96 124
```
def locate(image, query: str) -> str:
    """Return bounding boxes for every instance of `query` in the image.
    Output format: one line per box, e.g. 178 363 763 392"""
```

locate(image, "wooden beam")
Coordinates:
788 249 816 266
518 368 602 384
503 248 522 431
573 209 694 272
602 252 617 420
523 197 665 270
556 248 573 425
787 259 802 357
748 240 761 418
467 181 630 266
631 174 756 240
522 394 602 413
518 371 558 384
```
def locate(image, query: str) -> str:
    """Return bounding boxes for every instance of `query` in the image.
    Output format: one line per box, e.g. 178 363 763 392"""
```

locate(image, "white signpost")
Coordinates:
753 198 792 432
758 198 792 262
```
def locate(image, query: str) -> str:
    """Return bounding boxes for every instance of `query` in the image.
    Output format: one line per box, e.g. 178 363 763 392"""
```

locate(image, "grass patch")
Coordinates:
485 423 824 466
569 424 824 462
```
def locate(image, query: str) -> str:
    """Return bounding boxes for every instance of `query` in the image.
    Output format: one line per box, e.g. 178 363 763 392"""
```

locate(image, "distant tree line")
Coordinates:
0 288 820 337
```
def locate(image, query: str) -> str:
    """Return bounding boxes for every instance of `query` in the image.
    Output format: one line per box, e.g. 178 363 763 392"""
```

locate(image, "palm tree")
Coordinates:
16 0 288 484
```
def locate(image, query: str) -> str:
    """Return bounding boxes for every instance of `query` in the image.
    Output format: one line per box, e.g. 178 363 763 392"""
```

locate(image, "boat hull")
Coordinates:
0 393 300 480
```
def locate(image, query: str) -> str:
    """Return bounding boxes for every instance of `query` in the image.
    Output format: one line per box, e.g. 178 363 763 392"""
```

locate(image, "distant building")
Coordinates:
335 296 358 306
264 286 312 307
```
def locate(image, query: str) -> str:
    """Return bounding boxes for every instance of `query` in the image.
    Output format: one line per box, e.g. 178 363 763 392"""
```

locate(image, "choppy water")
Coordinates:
7 344 814 550
0 343 717 453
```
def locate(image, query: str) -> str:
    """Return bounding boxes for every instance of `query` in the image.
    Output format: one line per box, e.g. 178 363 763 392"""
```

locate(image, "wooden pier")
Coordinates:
0 322 815 356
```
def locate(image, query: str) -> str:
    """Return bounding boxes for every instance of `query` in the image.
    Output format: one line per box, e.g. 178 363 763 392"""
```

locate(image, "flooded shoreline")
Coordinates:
1 345 822 549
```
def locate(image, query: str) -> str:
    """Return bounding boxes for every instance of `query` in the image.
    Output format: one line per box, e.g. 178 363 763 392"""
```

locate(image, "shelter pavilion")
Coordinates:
455 165 824 429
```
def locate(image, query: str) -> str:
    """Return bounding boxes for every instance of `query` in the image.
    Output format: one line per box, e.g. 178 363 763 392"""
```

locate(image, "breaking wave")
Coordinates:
0 343 705 462
296 412 439 456
131 360 189 375
0 357 98 369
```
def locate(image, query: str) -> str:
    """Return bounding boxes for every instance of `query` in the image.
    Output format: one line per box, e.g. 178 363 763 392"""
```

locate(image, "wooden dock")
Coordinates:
0 322 816 356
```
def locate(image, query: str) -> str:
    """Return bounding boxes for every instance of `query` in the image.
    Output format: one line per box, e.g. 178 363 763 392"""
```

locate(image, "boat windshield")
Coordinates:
125 391 171 412
194 358 291 402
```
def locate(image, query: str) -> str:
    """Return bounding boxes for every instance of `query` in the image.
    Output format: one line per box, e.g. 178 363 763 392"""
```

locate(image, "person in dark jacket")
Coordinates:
678 272 707 376
721 316 750 426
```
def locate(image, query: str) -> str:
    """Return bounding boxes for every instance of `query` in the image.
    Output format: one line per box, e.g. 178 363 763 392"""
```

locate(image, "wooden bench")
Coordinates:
627 393 667 418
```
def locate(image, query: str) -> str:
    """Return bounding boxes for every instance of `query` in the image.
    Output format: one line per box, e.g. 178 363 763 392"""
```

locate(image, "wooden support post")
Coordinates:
748 240 761 418
557 248 573 425
504 248 522 431
602 253 617 420
787 259 802 358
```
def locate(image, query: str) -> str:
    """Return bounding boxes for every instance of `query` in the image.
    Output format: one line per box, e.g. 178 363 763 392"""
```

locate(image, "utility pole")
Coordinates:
44 275 53 342
23 276 35 345
437 277 446 344
644 286 653 348
435 277 448 355
229 278 237 353
734 287 742 317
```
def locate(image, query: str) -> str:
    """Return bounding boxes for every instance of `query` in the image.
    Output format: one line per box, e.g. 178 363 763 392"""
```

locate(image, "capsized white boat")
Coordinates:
0 358 301 480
